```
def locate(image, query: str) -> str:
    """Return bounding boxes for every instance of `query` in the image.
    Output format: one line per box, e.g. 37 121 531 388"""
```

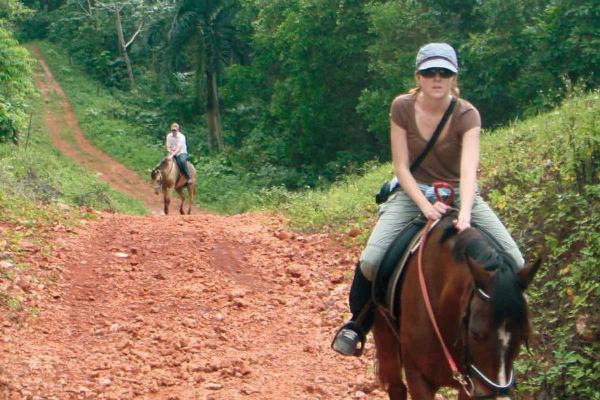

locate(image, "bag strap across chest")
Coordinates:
410 96 457 173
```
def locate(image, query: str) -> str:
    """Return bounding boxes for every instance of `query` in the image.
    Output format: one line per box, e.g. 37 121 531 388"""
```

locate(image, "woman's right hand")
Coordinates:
421 201 450 220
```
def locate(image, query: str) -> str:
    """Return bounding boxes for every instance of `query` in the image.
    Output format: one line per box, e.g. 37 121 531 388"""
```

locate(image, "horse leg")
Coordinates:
163 187 170 215
186 184 195 214
175 187 185 215
372 312 407 400
403 361 437 400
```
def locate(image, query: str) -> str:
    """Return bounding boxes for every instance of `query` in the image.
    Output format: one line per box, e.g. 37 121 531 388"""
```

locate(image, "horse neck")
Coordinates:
427 231 474 331
161 159 179 183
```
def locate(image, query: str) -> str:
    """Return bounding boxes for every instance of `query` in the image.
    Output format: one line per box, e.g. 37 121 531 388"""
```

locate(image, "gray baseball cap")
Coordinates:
415 43 458 73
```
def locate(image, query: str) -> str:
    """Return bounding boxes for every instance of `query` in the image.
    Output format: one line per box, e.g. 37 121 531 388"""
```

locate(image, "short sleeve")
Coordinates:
389 96 408 129
456 105 481 135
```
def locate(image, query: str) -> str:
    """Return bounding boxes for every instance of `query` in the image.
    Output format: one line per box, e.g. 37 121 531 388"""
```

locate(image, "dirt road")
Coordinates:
0 212 386 399
28 45 162 214
0 47 385 399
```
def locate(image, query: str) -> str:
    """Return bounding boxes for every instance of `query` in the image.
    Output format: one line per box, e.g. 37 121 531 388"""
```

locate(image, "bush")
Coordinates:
0 28 36 141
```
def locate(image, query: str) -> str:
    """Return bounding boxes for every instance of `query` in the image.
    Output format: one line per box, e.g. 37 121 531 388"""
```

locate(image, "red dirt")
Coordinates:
0 48 388 399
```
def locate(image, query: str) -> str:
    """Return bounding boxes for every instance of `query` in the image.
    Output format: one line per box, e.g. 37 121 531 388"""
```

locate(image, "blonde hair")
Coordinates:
409 76 460 98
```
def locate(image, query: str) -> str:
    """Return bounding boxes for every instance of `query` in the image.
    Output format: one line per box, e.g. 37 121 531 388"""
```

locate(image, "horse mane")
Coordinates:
442 219 527 324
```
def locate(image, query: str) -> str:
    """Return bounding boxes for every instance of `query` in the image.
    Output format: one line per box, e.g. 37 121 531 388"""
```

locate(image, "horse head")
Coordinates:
454 229 541 399
150 165 160 182
150 158 173 193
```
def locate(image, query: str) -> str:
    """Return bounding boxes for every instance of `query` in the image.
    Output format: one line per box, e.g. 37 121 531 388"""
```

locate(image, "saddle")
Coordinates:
372 215 427 316
373 213 507 319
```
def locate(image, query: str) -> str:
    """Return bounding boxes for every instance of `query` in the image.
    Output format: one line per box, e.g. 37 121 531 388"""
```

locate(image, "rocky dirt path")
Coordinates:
0 48 387 399
0 212 386 399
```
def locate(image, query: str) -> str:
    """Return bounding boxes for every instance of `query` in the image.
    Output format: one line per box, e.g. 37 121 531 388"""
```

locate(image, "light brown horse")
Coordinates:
372 214 540 399
150 156 196 215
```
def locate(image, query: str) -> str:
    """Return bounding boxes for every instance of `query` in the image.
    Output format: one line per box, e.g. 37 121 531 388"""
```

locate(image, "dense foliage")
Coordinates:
18 0 600 188
1 1 598 397
0 0 36 141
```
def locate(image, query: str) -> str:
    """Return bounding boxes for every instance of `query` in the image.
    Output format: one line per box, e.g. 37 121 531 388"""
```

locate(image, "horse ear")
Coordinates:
517 258 542 290
465 255 493 289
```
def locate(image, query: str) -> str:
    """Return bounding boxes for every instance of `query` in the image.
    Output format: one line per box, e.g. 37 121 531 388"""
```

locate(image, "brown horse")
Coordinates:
150 156 196 215
373 214 540 399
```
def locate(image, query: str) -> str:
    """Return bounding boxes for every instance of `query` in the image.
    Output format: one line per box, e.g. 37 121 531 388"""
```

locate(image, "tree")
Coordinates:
358 0 445 155
168 0 239 153
95 0 146 88
0 1 36 142
234 0 372 176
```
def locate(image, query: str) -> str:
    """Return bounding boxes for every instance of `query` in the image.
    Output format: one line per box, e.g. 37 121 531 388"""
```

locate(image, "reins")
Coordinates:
417 182 474 397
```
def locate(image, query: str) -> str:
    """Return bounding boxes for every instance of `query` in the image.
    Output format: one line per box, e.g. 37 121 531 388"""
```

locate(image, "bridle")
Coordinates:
459 284 516 399
417 182 516 399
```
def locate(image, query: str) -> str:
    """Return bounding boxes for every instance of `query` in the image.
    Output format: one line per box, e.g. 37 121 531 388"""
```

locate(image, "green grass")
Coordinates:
0 68 146 217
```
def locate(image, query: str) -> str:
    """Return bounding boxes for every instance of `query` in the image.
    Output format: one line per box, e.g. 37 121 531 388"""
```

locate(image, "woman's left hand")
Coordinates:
453 215 471 232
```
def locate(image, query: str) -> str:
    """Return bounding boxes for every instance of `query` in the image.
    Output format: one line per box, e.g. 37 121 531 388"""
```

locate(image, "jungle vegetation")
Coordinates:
0 1 598 398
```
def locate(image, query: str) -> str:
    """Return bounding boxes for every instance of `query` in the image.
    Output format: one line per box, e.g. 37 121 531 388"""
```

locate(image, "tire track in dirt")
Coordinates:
28 45 162 214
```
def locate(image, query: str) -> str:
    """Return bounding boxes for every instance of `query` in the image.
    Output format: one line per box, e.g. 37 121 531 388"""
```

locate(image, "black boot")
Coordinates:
331 263 374 356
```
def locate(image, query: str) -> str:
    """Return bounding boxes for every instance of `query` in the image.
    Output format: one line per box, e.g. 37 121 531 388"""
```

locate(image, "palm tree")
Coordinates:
168 0 238 152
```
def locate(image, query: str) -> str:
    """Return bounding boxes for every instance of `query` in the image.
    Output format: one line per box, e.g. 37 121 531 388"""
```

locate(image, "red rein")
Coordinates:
417 182 473 397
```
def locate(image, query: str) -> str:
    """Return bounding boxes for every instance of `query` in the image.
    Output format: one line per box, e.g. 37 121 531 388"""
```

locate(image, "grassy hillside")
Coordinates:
0 85 146 217
35 42 272 214
33 42 164 179
478 93 599 398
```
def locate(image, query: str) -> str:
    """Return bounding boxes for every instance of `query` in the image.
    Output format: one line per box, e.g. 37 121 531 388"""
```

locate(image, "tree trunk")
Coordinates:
85 0 94 15
207 71 223 151
196 52 216 153
114 2 135 88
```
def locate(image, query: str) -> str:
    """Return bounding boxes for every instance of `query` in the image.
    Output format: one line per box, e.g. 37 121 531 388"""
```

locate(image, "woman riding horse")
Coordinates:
166 122 193 185
331 43 531 398
372 189 540 399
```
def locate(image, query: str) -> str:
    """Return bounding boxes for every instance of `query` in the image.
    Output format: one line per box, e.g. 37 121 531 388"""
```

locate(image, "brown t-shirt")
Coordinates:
390 94 481 185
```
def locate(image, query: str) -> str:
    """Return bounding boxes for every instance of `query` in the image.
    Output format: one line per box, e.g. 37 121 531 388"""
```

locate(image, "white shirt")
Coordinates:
166 132 187 155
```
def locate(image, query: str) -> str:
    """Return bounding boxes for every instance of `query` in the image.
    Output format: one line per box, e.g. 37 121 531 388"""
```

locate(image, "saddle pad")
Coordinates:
385 232 423 316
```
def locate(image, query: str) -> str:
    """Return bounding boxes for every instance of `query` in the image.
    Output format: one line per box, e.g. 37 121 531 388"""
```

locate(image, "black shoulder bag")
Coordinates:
375 96 457 204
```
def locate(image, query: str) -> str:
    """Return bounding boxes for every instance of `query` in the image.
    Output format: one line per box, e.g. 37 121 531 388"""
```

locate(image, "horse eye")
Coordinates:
470 327 486 342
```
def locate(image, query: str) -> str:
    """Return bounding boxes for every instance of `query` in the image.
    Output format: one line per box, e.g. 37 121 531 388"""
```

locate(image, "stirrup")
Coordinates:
331 321 366 357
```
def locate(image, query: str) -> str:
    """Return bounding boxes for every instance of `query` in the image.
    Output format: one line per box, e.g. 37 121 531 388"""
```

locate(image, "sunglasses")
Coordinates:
419 68 455 79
